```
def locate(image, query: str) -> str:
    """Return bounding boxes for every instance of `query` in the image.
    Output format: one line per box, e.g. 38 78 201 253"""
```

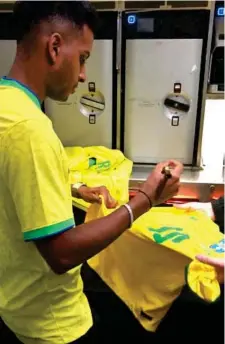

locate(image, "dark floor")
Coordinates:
0 207 224 343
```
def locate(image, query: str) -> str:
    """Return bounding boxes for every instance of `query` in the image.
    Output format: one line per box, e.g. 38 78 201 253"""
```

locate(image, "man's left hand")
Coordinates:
78 186 117 209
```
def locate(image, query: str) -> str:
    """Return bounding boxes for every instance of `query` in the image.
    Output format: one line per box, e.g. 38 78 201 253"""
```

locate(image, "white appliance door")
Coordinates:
45 40 113 148
0 40 16 77
124 39 202 164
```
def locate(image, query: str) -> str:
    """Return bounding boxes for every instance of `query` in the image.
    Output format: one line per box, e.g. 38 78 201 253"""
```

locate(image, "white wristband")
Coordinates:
123 203 134 227
72 182 86 191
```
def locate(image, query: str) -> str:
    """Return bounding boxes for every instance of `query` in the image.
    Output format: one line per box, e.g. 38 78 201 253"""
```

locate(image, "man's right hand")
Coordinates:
140 160 183 206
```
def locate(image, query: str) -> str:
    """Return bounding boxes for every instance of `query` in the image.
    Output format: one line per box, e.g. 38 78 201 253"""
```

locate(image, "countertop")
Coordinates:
131 164 225 185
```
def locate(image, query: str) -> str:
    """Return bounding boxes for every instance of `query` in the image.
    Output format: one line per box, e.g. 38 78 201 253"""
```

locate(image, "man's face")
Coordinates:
46 24 94 102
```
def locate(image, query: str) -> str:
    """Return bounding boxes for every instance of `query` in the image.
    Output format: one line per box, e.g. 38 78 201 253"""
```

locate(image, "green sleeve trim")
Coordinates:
23 218 75 241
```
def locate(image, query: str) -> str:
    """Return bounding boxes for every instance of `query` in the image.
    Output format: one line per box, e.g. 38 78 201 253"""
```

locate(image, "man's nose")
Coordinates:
79 66 86 83
79 73 86 83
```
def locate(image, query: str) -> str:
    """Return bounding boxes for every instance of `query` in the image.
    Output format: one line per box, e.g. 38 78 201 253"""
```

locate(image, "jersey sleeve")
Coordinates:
2 119 75 241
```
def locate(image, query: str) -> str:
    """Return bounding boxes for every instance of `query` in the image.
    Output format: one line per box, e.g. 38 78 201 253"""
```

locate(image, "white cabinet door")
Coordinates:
124 38 202 164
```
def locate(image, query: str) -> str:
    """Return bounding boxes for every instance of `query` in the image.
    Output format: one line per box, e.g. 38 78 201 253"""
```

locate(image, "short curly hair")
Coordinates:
13 1 98 43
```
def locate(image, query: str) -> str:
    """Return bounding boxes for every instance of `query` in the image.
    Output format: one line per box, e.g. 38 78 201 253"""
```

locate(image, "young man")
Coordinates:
0 2 183 343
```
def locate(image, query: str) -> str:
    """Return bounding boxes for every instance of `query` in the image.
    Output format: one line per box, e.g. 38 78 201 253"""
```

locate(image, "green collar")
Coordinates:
0 76 41 109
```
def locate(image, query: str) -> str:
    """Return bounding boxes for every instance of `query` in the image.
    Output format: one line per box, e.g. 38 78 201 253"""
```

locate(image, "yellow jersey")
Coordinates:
86 202 224 332
0 77 92 344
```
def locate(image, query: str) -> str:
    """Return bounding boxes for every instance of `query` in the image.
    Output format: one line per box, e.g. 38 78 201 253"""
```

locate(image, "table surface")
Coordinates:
131 164 225 184
72 165 224 210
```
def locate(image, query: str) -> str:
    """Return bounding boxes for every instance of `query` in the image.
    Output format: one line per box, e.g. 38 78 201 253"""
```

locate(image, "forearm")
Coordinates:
36 193 150 274
71 183 84 199
37 160 183 274
71 186 80 199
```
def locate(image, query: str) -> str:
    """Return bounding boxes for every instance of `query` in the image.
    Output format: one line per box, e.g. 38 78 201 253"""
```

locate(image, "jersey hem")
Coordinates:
15 317 93 344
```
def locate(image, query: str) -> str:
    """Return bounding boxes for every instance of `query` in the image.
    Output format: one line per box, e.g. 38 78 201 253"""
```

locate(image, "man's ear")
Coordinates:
46 33 62 65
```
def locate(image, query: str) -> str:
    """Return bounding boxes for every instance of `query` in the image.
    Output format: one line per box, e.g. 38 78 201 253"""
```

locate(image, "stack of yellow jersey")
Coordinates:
65 146 132 207
85 201 224 332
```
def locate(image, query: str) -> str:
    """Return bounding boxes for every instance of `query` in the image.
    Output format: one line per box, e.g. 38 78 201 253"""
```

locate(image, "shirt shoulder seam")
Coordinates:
1 117 51 141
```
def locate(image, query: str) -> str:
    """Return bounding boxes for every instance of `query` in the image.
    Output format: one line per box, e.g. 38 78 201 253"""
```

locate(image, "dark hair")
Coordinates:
13 1 98 43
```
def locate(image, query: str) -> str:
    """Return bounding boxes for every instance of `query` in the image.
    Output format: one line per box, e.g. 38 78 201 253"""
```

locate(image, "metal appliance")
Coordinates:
0 40 16 77
45 11 118 148
208 1 224 94
0 12 16 77
120 9 211 166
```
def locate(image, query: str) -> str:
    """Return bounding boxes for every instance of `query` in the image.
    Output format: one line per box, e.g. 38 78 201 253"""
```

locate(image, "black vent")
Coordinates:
92 1 116 10
125 1 164 9
168 1 208 7
0 3 14 11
